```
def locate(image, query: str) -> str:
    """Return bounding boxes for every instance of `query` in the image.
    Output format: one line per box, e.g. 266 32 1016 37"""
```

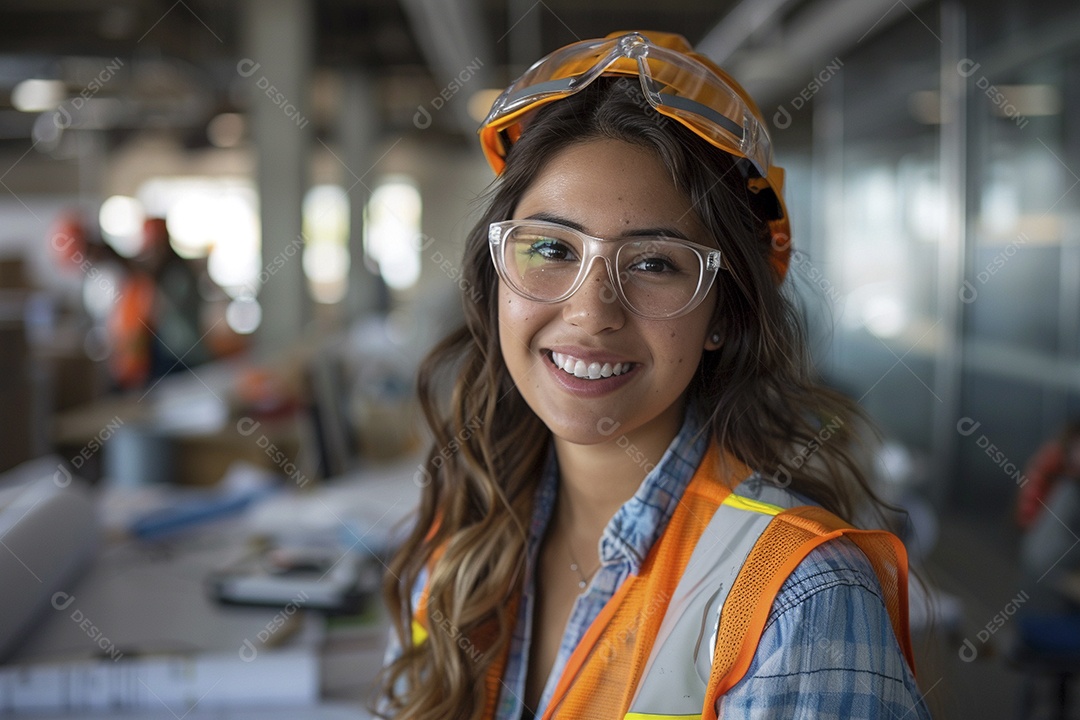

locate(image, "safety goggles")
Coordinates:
489 219 722 319
480 31 772 178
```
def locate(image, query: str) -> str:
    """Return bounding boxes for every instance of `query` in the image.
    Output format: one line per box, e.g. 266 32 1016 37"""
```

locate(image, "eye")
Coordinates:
621 240 699 279
629 255 679 274
521 237 578 262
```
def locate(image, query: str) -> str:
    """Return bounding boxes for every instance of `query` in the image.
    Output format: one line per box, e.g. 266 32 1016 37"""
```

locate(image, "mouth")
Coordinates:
548 350 635 380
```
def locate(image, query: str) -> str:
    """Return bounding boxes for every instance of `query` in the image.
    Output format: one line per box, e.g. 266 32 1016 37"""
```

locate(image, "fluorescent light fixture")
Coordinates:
11 79 66 112
910 84 1061 125
992 84 1061 117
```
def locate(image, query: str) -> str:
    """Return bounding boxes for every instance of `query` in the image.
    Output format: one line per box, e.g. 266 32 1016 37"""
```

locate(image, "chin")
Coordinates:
536 409 625 447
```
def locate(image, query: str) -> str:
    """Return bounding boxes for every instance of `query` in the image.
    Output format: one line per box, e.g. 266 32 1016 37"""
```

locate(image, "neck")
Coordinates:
551 405 685 538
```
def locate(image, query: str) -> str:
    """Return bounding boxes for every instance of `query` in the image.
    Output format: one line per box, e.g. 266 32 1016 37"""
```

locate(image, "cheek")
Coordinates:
497 284 538 353
655 309 714 378
646 325 707 373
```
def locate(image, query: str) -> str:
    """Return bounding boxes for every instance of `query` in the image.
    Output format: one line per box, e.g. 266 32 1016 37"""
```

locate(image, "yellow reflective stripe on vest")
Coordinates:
719 493 783 516
624 713 701 719
411 619 428 646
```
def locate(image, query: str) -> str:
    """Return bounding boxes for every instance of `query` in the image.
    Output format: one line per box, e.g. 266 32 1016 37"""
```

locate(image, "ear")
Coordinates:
704 329 722 351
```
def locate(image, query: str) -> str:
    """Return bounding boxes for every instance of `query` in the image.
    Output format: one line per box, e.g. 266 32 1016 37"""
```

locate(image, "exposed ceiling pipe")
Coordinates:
398 0 494 135
697 0 803 65
698 0 933 106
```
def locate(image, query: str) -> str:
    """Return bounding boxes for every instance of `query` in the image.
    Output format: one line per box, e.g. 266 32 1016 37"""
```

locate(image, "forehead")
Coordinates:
513 138 708 239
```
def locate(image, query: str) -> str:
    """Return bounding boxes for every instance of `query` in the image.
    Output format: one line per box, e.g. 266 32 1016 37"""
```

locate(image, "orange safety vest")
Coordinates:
412 444 915 719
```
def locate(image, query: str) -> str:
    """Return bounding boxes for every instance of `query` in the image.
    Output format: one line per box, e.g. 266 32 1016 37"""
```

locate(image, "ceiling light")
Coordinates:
467 89 502 123
207 113 246 148
11 79 66 113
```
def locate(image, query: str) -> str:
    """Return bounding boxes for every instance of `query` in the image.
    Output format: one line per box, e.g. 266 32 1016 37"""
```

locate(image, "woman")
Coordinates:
379 31 930 719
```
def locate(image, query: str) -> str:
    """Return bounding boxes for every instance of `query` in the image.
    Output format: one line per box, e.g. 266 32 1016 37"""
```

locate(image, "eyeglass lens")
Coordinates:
501 223 704 317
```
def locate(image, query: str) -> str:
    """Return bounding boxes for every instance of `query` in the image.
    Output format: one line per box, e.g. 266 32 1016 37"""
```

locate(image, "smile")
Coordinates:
549 351 633 380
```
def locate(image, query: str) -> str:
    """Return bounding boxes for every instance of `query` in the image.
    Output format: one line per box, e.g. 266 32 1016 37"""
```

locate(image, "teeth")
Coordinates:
550 352 631 380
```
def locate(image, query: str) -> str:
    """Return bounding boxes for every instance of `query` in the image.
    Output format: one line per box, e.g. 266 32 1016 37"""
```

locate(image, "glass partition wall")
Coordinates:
791 1 1080 513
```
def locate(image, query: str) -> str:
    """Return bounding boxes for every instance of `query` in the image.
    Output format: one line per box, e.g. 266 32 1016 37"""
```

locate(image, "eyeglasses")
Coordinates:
489 219 722 319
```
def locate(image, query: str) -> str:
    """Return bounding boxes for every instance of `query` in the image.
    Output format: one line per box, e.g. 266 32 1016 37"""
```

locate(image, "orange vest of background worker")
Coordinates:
411 446 916 719
108 270 155 389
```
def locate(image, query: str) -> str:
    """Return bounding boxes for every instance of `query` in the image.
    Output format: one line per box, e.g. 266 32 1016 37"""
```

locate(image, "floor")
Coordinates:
916 509 1080 719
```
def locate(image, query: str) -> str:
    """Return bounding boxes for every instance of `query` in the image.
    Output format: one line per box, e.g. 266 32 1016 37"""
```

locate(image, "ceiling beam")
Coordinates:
697 0 802 64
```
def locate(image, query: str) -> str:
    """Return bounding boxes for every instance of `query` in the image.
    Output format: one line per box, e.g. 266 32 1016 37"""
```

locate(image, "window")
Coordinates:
363 177 421 290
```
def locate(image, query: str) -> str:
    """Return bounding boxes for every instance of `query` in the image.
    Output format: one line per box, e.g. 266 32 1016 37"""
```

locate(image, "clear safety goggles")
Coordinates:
480 32 773 178
489 219 722 319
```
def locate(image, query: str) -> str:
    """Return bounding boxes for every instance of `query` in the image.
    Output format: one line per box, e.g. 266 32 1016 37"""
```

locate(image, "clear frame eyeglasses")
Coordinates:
488 218 722 319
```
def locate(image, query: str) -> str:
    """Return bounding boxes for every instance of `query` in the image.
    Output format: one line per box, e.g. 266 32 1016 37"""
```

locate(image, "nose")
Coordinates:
561 255 626 333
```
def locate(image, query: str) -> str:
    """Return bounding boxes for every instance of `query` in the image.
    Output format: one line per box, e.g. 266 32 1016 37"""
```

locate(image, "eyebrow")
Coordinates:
523 211 693 242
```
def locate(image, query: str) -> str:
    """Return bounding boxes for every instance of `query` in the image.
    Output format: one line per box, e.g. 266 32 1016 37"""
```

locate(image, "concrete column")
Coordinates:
340 71 387 318
240 0 313 354
935 1 968 510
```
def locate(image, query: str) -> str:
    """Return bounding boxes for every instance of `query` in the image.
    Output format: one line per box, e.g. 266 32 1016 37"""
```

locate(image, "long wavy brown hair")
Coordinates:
376 77 884 719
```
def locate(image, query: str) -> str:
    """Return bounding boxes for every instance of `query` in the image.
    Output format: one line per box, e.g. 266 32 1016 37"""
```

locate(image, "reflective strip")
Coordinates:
658 92 744 140
411 619 428 646
720 493 783 516
625 713 701 720
627 482 800 717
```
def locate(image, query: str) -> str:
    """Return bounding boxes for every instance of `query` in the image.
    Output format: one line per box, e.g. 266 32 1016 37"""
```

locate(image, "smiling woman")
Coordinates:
377 31 931 720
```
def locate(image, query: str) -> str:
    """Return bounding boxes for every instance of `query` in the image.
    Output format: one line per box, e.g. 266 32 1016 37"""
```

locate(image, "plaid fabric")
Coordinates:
386 407 932 719
715 536 932 719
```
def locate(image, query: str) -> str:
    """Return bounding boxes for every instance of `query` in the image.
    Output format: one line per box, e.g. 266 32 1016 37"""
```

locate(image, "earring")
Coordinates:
710 332 721 345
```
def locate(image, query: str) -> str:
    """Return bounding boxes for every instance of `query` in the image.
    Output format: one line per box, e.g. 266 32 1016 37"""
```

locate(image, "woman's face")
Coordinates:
497 138 720 448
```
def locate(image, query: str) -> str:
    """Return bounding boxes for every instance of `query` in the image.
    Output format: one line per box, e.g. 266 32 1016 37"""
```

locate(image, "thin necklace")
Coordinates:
565 536 600 590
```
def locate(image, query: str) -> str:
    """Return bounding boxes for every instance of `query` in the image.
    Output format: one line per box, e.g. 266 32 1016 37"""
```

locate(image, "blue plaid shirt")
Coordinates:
390 410 933 719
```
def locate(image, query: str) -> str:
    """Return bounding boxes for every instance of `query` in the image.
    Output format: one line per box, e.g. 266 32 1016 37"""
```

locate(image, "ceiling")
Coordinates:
0 0 923 152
